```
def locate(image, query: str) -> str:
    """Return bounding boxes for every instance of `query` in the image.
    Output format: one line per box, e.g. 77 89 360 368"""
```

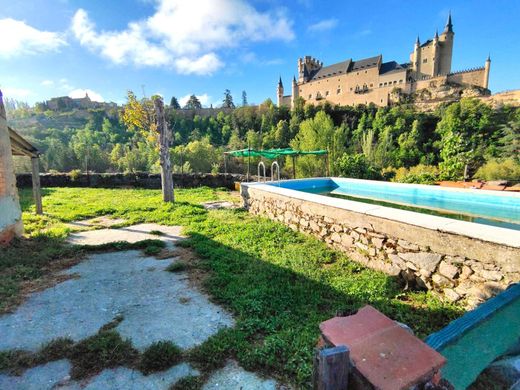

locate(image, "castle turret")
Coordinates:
432 30 440 76
411 35 421 78
484 55 491 90
438 12 454 75
291 76 298 109
277 77 284 107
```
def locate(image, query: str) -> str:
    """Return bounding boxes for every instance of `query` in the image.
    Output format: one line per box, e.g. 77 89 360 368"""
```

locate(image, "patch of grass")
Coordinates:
169 375 204 390
149 230 165 236
166 261 187 273
37 337 74 363
139 341 183 374
69 330 138 379
143 245 163 256
99 315 124 332
0 350 34 375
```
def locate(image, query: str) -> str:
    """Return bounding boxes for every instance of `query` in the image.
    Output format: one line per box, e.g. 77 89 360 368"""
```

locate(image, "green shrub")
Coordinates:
140 341 182 374
169 375 203 390
474 158 520 181
69 169 82 181
393 164 440 184
143 245 163 256
335 154 381 180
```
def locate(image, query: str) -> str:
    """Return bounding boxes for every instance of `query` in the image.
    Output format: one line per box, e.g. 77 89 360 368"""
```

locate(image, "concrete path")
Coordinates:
67 223 184 248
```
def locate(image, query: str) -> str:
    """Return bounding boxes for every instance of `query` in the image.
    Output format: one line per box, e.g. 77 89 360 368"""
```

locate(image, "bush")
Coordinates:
474 158 520 181
69 169 82 181
335 154 381 180
393 164 440 184
140 341 182 374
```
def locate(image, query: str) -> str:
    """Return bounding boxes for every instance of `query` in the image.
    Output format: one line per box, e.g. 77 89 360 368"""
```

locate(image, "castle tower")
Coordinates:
411 35 421 79
438 12 454 75
277 77 284 107
432 30 440 76
484 55 491 89
291 76 298 108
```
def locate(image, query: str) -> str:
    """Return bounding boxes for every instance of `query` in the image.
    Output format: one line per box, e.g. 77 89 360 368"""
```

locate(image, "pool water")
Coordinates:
273 178 520 231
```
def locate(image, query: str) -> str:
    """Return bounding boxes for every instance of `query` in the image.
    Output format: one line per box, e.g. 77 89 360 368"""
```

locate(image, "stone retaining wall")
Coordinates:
16 173 250 190
241 186 520 307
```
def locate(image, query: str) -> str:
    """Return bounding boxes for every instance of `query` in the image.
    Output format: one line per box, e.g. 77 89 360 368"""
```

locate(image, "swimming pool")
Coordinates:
270 178 520 231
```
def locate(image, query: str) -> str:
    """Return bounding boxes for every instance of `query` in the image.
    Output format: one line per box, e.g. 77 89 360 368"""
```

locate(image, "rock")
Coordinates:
341 235 354 247
468 282 504 300
480 270 503 281
356 242 368 251
331 232 341 243
332 224 342 232
309 220 320 232
454 282 472 296
459 265 473 280
368 247 376 257
399 252 442 273
300 219 309 228
416 276 431 289
397 240 419 251
351 231 360 240
443 288 461 302
368 232 385 239
372 238 384 249
419 268 433 278
432 274 453 288
354 227 367 234
406 261 418 271
438 261 459 280
360 235 369 245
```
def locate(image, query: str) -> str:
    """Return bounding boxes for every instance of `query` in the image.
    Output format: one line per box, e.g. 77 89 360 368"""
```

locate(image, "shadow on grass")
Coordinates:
182 228 463 387
18 188 57 212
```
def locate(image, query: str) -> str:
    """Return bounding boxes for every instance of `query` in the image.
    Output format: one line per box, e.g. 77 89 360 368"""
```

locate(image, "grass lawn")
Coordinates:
0 187 464 388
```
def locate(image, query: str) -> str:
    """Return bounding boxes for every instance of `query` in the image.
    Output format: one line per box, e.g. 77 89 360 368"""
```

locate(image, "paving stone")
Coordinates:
0 360 75 390
438 261 459 280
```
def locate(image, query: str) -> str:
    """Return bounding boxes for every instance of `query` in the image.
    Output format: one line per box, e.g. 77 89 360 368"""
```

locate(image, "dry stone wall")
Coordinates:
242 186 520 308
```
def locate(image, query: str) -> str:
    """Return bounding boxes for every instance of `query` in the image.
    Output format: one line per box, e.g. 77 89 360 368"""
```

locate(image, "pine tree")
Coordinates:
241 91 248 106
169 96 180 109
222 89 235 109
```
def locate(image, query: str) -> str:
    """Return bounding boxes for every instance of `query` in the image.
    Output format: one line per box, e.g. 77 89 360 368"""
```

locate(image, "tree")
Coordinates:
121 91 174 202
436 98 492 180
222 89 235 109
184 95 202 109
241 91 248 107
170 96 180 109
335 153 382 180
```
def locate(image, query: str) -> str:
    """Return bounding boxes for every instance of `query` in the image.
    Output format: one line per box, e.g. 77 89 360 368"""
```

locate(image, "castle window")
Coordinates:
308 94 312 99
423 58 427 63
379 83 382 87
370 83 373 87
365 70 367 73
337 88 341 94
350 87 353 91
356 72 359 75
399 80 403 83
393 81 397 84
325 91 329 96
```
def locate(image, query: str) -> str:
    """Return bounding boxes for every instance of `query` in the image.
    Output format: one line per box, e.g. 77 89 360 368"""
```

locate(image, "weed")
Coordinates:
166 262 187 272
139 341 182 374
69 330 138 379
169 375 203 390
37 338 74 363
149 230 165 236
143 245 163 256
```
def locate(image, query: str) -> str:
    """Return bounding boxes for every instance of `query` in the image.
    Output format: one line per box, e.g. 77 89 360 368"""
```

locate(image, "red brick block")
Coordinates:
320 305 446 390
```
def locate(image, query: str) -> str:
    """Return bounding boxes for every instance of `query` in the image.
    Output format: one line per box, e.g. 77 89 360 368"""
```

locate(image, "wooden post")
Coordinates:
325 154 330 177
313 345 350 390
247 145 251 182
31 157 42 215
292 155 296 179
224 153 227 174
154 97 174 202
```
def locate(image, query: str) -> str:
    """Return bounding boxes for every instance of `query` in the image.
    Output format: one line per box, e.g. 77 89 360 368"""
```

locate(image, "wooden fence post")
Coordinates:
31 157 42 215
313 345 350 390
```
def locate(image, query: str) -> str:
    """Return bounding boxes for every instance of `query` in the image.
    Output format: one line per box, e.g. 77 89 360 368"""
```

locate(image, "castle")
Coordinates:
277 14 491 108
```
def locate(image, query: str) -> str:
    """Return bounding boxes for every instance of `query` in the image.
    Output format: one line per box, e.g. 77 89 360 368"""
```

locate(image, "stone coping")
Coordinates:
242 179 520 248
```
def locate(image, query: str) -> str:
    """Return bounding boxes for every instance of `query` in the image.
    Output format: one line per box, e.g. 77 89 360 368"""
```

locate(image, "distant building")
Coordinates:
44 93 117 111
278 13 491 108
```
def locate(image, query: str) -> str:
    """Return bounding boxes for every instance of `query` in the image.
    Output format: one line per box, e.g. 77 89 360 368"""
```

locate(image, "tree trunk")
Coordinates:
154 97 174 202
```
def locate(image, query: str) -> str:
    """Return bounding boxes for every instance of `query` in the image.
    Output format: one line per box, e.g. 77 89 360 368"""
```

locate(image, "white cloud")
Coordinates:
71 0 294 75
68 89 104 102
179 93 211 107
307 18 338 32
0 18 66 57
41 80 54 86
1 87 33 99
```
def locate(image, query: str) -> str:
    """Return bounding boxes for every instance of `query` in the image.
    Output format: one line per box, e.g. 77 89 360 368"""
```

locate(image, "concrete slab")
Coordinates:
0 359 76 390
0 360 198 390
67 223 184 248
203 360 278 390
0 249 233 352
82 363 198 390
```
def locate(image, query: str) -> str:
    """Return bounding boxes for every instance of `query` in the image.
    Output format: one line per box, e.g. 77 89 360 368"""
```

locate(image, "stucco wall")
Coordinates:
241 185 520 307
0 96 23 244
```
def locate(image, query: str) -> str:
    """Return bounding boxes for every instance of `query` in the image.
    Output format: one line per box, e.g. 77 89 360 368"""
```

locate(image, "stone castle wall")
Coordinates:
241 186 520 307
447 68 486 88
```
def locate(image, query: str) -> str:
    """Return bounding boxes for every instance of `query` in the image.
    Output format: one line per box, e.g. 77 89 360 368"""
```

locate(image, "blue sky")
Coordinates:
1 0 518 106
